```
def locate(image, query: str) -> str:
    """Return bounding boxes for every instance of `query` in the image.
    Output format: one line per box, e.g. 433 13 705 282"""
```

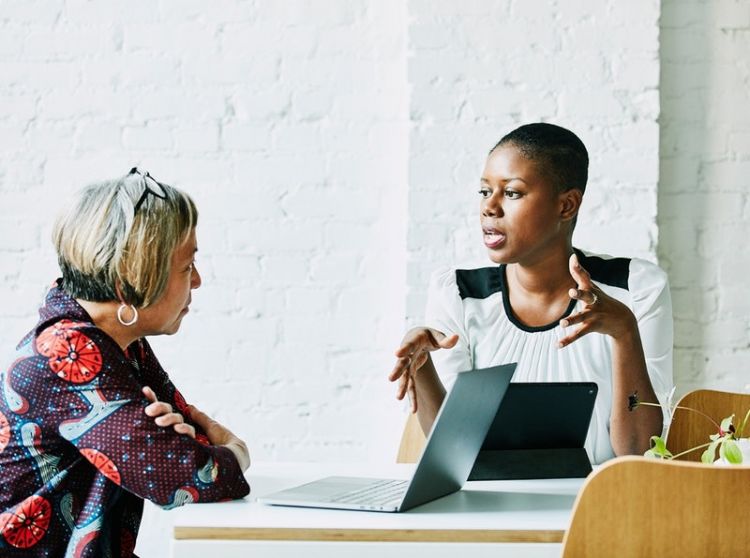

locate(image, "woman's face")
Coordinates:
479 145 572 266
139 228 201 336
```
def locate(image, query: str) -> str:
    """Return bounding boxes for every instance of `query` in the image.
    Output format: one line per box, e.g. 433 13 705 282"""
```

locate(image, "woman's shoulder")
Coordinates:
576 249 667 294
429 265 504 301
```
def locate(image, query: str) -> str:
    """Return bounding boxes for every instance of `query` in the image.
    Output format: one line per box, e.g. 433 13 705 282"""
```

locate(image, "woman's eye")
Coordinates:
504 190 521 200
477 188 491 198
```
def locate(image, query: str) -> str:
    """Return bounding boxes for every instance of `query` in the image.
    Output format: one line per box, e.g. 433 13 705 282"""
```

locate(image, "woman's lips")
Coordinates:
483 230 506 249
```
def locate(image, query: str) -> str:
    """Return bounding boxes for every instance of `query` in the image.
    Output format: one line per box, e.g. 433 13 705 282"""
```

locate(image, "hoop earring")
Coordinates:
117 303 139 327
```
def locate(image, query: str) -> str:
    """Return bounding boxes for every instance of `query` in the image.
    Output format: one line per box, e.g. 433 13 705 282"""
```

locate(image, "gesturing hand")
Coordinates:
388 327 459 413
558 253 638 348
143 386 196 439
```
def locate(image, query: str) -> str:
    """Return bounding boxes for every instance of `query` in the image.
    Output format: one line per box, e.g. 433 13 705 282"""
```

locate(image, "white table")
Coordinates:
171 462 584 558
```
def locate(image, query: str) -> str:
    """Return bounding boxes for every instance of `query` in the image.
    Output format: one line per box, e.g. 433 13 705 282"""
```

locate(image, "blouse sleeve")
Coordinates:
628 258 675 413
423 268 473 392
46 326 250 508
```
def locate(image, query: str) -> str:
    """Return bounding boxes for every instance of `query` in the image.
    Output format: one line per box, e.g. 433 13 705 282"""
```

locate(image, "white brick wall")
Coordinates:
1 0 747 556
405 0 662 322
0 2 409 555
659 0 750 396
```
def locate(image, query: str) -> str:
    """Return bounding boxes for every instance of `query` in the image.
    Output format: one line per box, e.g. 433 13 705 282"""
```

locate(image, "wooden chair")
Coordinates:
664 389 750 461
562 455 750 558
395 412 426 463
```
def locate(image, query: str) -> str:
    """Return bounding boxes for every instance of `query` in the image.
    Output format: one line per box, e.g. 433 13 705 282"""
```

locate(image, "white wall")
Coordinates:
0 2 409 555
658 0 750 397
0 0 747 556
405 0 661 322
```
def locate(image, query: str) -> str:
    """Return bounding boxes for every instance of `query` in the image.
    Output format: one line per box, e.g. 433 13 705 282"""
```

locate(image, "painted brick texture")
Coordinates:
405 0 661 323
1 0 746 556
659 0 750 396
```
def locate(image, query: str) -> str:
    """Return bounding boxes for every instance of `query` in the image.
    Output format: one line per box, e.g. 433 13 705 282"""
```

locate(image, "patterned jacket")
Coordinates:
0 281 250 557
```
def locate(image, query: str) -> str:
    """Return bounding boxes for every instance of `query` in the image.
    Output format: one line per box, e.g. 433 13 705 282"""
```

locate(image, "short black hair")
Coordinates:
491 123 588 194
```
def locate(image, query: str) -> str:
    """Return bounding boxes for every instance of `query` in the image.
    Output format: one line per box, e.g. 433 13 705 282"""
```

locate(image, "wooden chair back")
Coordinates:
562 455 750 558
665 389 750 461
395 412 426 463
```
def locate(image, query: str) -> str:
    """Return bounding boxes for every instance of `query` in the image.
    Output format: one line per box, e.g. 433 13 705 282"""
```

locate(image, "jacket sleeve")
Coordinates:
40 326 250 508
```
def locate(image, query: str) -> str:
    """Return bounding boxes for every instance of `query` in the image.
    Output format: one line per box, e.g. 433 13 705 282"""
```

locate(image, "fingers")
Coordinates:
173 422 196 439
395 372 408 401
408 377 418 414
568 287 599 307
144 400 173 417
389 342 433 383
189 406 234 446
569 253 593 290
391 328 458 408
394 328 448 358
142 386 158 404
437 333 459 349
559 308 596 348
558 321 592 348
388 356 411 382
142 388 195 438
188 405 217 432
391 329 457 382
154 412 185 428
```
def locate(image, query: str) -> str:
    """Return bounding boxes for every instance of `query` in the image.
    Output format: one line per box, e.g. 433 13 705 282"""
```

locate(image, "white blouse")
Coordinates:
425 249 674 464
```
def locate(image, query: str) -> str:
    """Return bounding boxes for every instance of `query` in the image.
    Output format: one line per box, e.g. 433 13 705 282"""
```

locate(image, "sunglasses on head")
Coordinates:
129 167 167 215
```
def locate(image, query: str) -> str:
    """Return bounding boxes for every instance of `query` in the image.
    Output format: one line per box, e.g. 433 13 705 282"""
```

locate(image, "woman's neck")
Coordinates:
504 246 578 327
507 246 576 296
76 299 143 352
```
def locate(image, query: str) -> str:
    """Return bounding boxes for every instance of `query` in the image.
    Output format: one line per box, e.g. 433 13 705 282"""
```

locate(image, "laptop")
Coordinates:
468 382 598 481
258 362 516 512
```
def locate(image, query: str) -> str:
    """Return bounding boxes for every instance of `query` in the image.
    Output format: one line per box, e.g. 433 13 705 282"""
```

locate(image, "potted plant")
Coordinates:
628 390 750 465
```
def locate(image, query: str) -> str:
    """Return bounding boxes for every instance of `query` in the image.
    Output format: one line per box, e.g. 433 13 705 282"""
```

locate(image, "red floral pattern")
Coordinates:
35 320 86 357
47 330 103 384
0 495 51 549
80 448 121 485
1 284 251 557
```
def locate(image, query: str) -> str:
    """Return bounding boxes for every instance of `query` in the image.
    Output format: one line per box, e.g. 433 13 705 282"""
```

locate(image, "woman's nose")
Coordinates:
191 266 202 289
482 192 503 217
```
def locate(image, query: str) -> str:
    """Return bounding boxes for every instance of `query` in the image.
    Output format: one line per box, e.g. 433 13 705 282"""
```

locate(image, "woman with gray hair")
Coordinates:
0 168 250 557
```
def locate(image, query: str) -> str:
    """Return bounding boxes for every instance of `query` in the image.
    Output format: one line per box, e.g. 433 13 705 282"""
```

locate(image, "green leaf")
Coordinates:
647 436 672 459
701 440 720 464
722 438 743 464
738 409 750 438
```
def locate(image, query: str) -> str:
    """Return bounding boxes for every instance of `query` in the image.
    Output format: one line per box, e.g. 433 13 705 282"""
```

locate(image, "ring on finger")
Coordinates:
589 291 599 305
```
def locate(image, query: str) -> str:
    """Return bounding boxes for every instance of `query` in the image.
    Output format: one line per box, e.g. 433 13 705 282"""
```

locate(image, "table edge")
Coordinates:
173 526 565 543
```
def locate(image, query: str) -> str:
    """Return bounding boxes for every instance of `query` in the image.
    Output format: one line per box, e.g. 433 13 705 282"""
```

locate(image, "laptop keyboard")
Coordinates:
328 479 409 506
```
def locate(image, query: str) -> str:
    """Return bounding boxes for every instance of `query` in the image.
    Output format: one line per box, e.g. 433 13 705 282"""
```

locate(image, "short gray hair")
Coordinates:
53 170 198 307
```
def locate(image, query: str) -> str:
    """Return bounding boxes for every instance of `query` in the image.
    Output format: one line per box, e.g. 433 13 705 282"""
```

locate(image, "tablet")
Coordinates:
468 382 598 480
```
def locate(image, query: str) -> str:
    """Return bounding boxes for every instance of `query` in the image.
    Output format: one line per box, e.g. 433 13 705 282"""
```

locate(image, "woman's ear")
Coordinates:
114 281 127 304
559 189 583 222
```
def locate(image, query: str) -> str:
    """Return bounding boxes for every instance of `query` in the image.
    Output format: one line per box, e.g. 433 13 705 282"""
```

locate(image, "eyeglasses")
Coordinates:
129 167 167 215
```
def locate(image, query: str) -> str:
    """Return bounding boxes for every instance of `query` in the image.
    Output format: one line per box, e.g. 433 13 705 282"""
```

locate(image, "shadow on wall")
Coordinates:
658 0 750 395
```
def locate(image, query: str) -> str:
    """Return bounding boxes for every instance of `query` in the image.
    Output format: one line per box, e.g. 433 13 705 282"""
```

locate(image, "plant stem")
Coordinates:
738 408 750 438
637 402 721 430
668 441 713 461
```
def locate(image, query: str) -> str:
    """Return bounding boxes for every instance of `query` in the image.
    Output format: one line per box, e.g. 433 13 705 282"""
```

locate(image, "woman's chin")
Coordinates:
486 248 509 265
